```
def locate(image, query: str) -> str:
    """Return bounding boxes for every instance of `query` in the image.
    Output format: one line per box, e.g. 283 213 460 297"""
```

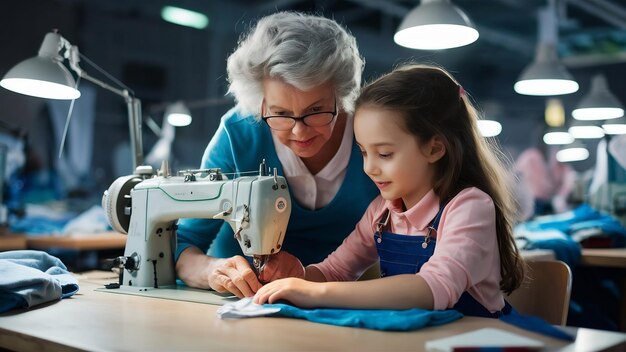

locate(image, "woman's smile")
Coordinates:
292 136 316 148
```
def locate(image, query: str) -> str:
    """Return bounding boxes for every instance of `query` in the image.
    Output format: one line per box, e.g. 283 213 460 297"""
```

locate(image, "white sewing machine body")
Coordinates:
103 163 291 291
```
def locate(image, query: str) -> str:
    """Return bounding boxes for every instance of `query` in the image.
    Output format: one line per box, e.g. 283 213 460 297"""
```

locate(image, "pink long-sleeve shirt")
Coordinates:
311 187 505 313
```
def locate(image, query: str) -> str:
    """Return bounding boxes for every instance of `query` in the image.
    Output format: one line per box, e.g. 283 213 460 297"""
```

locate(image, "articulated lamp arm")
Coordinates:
65 44 144 170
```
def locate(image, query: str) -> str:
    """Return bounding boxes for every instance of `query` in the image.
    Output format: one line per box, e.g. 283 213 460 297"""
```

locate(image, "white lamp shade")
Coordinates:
543 130 574 145
0 32 80 100
165 102 192 127
514 43 578 96
572 75 624 120
602 117 626 135
568 125 605 139
556 145 589 162
477 120 502 137
394 0 479 50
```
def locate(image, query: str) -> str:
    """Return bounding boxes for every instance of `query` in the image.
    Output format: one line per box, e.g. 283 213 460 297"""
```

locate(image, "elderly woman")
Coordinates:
175 12 378 298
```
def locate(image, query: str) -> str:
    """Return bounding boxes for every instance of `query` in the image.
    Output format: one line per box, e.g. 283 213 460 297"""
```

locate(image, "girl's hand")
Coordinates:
253 278 324 308
258 251 305 283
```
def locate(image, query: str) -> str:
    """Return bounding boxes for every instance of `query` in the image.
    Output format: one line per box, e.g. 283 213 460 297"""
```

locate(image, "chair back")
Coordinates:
506 260 572 325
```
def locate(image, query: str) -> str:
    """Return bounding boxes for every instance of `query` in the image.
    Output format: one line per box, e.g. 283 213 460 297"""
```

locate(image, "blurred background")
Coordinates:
0 0 625 206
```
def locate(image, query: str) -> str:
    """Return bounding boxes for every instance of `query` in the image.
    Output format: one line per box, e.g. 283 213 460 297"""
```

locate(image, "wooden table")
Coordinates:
26 231 127 251
0 233 27 251
0 227 27 251
520 249 555 261
0 272 625 352
581 248 626 268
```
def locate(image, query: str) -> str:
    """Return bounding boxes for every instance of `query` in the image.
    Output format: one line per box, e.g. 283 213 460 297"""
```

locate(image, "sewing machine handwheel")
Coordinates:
103 175 143 234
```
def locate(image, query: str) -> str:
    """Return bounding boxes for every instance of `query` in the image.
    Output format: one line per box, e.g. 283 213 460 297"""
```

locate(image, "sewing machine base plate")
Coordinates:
95 285 237 305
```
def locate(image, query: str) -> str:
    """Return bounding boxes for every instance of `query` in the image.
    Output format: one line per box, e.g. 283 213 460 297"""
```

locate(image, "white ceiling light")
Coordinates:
543 129 574 145
477 120 502 137
514 42 579 96
572 74 624 121
161 6 208 30
602 117 626 135
394 0 479 50
568 119 605 139
514 6 578 96
165 101 192 127
556 142 589 162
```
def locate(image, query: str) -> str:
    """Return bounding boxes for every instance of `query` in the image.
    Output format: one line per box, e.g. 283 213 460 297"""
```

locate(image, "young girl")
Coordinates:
253 64 525 317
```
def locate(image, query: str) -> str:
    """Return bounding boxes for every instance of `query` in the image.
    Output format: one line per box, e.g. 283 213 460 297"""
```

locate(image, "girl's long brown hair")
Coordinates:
356 64 524 293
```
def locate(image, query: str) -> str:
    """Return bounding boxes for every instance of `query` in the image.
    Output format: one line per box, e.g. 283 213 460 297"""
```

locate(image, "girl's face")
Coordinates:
262 79 337 159
354 106 444 210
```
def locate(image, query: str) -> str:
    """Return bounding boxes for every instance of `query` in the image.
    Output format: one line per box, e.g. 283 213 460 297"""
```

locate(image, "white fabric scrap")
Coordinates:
216 297 280 319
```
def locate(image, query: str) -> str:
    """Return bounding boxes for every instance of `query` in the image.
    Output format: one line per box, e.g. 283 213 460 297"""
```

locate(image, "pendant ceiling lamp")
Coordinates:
572 74 624 121
394 0 479 50
543 128 574 145
514 5 578 96
568 119 605 139
602 117 626 135
165 101 192 127
556 141 589 162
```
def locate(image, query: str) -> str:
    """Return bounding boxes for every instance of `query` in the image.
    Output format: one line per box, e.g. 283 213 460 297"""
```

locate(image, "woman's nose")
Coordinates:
291 118 309 135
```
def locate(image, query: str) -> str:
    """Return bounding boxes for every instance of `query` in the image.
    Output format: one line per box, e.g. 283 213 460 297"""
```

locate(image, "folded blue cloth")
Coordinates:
0 250 79 313
263 304 463 331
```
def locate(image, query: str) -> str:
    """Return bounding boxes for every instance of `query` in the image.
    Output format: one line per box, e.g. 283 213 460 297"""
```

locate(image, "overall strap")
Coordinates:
429 204 447 231
375 209 391 235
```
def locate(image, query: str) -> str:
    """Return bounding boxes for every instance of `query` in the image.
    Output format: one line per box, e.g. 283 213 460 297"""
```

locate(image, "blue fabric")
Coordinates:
0 250 79 313
516 204 626 265
264 304 463 331
525 204 626 241
501 311 575 341
175 107 378 265
10 215 73 235
516 230 582 267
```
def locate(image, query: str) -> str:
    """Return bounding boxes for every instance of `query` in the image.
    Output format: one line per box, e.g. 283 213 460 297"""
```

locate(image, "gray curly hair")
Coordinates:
227 11 364 120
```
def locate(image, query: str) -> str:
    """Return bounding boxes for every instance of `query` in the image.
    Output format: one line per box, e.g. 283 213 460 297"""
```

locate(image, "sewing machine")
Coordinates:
102 160 291 291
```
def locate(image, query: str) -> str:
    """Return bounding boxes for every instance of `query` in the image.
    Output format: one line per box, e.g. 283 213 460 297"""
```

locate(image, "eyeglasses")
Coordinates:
262 101 337 131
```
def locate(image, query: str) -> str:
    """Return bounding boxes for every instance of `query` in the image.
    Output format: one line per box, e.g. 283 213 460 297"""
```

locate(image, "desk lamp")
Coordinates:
0 31 144 171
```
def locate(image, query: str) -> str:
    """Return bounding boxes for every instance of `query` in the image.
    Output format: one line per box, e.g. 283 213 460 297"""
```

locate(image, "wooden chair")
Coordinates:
506 260 572 325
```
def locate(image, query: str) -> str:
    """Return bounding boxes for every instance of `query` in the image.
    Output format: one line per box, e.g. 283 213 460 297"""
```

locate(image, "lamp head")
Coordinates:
0 32 81 100
543 128 574 145
165 101 192 127
556 141 589 162
394 0 479 50
514 43 578 96
573 74 624 121
568 119 605 139
602 117 626 135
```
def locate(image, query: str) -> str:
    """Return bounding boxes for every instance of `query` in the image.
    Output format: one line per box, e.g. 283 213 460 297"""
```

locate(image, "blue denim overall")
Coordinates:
373 204 574 340
374 204 511 318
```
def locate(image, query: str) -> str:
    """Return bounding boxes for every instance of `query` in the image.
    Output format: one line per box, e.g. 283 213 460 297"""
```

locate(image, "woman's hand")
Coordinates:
253 278 325 308
258 251 305 284
208 255 262 298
